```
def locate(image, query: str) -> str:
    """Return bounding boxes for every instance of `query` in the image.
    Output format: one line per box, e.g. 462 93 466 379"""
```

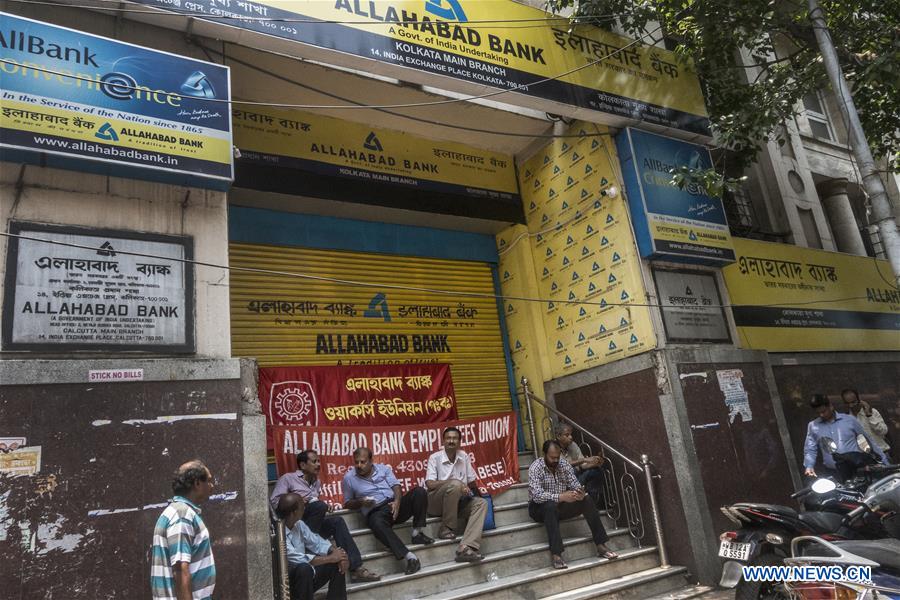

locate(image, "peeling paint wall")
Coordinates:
0 375 248 599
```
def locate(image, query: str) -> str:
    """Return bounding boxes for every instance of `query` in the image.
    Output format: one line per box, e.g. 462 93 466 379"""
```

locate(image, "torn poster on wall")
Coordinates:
717 369 752 424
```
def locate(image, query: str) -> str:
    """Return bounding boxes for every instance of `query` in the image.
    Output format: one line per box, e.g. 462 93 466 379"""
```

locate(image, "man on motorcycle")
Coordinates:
803 394 888 479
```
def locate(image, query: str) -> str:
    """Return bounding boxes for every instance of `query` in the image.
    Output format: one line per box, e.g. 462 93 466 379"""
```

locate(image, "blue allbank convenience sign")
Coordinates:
616 128 735 264
0 13 233 189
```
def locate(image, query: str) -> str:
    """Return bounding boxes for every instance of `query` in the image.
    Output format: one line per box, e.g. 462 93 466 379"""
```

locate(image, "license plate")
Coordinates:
719 540 751 561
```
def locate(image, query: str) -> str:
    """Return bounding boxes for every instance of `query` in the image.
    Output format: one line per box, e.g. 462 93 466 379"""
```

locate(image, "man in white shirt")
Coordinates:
842 388 892 459
425 426 487 563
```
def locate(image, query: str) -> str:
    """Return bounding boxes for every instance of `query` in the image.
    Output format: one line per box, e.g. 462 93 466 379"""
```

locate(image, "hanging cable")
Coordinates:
0 23 663 110
0 231 876 310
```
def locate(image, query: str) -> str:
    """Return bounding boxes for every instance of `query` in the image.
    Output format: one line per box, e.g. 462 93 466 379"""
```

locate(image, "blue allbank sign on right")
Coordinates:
615 128 735 264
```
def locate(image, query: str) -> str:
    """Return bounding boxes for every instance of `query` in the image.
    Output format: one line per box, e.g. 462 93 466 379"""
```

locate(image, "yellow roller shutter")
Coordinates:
229 242 512 418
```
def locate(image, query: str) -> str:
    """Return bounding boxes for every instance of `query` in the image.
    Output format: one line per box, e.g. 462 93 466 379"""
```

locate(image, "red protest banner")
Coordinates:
259 363 457 447
273 412 519 503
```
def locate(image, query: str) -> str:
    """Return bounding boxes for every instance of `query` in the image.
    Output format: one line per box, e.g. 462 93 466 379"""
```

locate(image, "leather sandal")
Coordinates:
597 544 619 559
350 567 381 583
454 546 484 563
551 556 568 569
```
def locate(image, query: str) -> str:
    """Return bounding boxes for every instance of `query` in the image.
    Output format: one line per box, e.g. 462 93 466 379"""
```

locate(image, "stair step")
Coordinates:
358 522 627 576
347 543 658 600
641 584 716 600
536 565 689 600
349 504 615 556
331 483 540 531
400 547 663 600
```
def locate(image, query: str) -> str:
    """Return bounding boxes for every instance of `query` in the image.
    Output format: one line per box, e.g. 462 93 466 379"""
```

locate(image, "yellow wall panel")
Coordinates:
499 123 656 381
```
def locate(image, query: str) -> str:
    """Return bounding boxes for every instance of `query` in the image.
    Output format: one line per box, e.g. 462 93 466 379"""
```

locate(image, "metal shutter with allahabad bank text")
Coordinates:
229 243 512 418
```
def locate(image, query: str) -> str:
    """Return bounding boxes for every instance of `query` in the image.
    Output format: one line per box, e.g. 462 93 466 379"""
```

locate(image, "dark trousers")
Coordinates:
366 486 428 560
578 467 605 505
302 501 362 571
288 562 346 600
529 497 609 556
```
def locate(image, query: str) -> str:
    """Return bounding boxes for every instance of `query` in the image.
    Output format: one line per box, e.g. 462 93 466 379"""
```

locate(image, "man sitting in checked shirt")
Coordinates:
528 439 618 570
270 450 380 583
276 493 348 600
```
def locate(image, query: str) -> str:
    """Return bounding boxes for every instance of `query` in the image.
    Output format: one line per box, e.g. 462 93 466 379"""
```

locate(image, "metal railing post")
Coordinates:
641 454 669 568
521 377 540 459
270 506 291 600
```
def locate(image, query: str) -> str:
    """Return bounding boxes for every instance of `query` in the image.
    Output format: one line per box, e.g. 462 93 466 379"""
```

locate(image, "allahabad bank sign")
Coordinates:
616 128 735 264
0 12 232 189
722 238 900 352
124 0 709 136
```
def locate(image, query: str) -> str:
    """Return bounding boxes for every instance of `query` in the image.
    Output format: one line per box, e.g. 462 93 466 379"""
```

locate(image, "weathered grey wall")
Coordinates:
0 359 248 600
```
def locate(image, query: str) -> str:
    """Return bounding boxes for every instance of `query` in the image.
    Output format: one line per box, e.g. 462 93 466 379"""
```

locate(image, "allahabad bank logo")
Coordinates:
269 381 319 426
425 0 468 21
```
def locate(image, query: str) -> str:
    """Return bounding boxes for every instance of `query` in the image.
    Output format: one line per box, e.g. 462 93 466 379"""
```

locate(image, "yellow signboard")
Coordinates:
499 123 656 379
232 106 518 199
722 239 900 351
131 0 709 135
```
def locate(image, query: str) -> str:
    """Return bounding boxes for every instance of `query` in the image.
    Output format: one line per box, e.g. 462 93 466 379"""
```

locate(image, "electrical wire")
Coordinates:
197 43 614 140
0 231 879 311
0 22 663 110
2 0 628 27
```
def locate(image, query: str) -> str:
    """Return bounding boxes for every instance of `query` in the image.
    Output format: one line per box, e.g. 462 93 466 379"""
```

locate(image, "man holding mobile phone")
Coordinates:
528 440 618 570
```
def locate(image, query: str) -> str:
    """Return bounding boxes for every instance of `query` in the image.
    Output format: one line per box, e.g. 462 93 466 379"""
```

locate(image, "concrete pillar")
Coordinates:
817 178 867 255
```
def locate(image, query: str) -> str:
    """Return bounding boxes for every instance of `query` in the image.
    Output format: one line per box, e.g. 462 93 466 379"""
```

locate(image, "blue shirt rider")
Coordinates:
803 394 888 477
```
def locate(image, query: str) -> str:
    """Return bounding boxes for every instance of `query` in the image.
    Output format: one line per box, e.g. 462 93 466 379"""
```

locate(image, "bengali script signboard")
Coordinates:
2 221 194 352
123 0 709 135
259 363 457 447
273 412 518 504
722 238 900 351
0 12 232 189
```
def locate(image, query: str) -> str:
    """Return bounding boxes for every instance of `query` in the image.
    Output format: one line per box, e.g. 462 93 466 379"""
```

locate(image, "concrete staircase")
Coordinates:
299 452 698 600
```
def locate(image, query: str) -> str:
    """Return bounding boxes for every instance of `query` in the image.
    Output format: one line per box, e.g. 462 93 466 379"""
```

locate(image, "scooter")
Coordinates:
718 437 900 600
783 474 900 600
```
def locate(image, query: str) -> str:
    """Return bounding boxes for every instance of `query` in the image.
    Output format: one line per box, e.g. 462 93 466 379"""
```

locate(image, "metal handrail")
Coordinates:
521 378 642 471
269 504 290 600
519 376 669 568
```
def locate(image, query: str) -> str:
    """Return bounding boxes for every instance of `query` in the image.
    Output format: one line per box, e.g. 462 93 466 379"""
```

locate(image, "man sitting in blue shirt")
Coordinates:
276 493 349 600
804 394 888 479
342 447 433 575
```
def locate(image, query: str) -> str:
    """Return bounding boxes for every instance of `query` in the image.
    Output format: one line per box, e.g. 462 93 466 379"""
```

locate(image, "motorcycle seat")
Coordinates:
831 539 900 570
797 511 845 533
734 503 799 518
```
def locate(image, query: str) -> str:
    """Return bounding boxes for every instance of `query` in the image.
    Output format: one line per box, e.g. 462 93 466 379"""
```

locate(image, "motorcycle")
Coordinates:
783 473 900 600
718 437 899 600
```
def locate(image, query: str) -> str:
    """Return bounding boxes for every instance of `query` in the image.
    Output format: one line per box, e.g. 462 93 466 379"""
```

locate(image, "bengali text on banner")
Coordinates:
273 412 519 504
260 363 457 448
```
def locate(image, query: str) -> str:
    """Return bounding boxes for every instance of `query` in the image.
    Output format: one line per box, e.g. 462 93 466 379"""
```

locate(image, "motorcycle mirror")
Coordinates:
819 437 838 453
857 434 872 454
811 479 837 494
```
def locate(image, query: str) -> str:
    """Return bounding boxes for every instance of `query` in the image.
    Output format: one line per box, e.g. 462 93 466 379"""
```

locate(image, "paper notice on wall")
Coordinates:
0 446 41 476
717 369 752 423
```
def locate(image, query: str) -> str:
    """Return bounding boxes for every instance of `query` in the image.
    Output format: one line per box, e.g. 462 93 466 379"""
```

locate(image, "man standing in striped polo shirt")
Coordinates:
151 460 217 600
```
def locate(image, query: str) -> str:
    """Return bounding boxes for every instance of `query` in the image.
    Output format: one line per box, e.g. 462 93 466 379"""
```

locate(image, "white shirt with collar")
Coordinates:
426 448 477 484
